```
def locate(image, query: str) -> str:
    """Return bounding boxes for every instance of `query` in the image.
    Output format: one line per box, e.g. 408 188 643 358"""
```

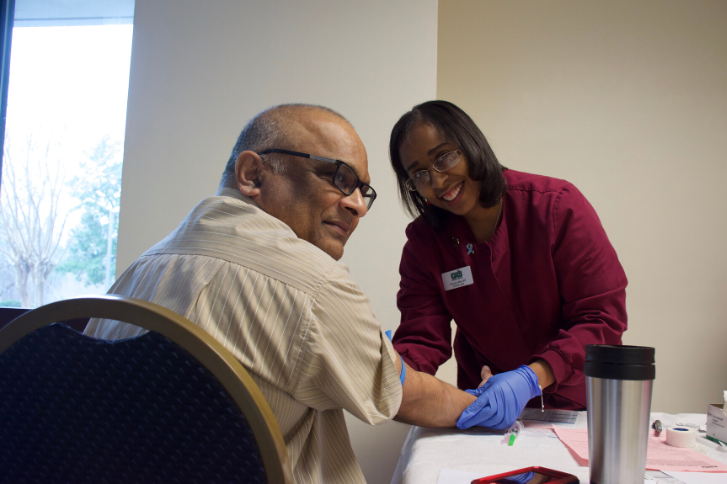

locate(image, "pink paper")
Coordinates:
552 427 727 473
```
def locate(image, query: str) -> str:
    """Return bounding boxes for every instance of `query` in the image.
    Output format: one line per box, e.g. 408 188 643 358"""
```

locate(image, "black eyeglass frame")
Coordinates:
257 149 377 210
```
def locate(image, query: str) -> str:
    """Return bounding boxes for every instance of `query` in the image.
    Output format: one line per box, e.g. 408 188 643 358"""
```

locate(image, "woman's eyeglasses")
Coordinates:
405 150 462 192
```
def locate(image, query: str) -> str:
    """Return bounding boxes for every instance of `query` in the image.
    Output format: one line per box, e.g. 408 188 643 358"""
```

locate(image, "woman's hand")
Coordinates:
477 365 493 388
456 365 541 430
478 361 554 389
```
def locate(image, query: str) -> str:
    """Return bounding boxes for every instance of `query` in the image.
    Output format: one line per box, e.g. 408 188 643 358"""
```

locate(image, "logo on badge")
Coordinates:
451 270 463 280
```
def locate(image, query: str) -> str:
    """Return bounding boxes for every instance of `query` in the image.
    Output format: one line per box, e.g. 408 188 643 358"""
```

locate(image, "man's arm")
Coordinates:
392 351 475 427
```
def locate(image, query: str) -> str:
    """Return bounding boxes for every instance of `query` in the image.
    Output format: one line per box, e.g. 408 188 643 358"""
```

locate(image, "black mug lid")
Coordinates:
585 345 655 380
586 345 655 365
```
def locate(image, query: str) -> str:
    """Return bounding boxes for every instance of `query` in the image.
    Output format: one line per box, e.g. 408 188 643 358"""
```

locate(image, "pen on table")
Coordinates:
706 435 725 448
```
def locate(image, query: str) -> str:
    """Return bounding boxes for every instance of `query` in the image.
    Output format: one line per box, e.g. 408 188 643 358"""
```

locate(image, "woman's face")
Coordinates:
398 123 483 217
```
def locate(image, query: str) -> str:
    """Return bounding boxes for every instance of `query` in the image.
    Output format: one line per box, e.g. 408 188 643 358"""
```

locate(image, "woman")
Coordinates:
389 101 627 429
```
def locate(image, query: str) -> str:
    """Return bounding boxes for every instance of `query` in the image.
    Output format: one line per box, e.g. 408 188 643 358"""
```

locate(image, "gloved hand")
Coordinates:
456 365 541 430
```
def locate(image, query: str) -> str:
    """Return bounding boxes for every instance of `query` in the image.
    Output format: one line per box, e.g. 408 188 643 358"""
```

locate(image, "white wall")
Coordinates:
438 0 727 413
117 1 437 482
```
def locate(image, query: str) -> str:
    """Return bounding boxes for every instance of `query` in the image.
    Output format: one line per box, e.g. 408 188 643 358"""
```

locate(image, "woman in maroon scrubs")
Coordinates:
389 101 627 428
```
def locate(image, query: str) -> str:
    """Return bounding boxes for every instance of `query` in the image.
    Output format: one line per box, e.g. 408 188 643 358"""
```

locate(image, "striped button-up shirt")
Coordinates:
85 188 403 484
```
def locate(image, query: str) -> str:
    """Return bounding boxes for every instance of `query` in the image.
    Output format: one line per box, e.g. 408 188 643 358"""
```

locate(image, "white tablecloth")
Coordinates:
390 412 727 484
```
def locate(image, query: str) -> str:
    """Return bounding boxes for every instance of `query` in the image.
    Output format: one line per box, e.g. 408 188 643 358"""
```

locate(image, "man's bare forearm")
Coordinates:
393 360 476 427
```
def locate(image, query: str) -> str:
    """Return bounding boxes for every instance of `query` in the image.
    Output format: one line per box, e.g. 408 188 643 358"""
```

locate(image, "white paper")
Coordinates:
519 408 579 427
646 470 686 483
666 471 727 484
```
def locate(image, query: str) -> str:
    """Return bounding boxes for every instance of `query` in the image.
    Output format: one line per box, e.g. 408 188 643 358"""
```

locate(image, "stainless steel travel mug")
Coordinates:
585 345 655 484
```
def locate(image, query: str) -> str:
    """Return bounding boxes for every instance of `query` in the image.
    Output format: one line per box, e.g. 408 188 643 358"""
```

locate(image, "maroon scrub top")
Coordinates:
392 170 627 410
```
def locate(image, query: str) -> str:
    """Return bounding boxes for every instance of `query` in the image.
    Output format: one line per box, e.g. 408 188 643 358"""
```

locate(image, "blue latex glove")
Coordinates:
502 471 535 483
456 365 541 430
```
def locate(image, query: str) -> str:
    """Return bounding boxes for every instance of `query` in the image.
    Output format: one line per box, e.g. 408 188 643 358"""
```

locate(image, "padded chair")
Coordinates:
0 306 89 333
0 306 30 332
0 295 293 484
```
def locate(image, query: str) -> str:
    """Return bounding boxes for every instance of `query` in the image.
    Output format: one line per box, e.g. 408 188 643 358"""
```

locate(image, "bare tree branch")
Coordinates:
0 135 70 306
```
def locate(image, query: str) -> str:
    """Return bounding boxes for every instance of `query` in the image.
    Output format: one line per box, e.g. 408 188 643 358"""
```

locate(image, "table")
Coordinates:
390 412 727 484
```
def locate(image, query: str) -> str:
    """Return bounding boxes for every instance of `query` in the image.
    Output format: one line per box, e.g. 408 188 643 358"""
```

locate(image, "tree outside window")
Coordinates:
0 2 133 308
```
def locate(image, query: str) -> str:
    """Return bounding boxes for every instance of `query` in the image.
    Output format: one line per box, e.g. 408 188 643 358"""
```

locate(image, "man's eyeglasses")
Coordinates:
258 149 377 210
405 150 462 192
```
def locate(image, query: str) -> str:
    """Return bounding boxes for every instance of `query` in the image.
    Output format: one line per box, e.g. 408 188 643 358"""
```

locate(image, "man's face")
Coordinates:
255 111 370 260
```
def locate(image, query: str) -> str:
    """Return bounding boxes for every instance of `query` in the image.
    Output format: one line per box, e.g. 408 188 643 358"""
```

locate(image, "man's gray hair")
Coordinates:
219 103 349 189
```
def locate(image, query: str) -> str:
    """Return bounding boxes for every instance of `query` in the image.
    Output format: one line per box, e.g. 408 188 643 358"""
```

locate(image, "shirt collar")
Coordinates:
215 186 256 206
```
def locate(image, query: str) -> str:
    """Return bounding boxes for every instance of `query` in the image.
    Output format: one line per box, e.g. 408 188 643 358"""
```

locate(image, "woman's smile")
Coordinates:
440 181 463 202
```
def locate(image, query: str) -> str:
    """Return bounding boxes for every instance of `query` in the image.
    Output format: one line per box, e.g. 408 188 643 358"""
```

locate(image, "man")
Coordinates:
86 104 475 483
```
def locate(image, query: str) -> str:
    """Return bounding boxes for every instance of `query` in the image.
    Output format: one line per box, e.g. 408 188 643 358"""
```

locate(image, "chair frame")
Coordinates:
0 294 294 484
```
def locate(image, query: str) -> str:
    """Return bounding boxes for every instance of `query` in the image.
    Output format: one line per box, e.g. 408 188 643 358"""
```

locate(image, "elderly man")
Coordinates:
85 104 475 484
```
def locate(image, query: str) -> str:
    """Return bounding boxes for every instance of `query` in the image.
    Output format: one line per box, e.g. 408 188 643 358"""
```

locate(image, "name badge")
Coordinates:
441 266 474 291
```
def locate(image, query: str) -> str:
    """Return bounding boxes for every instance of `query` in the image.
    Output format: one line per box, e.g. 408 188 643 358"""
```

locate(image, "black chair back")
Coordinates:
0 306 88 333
0 296 292 484
0 307 29 331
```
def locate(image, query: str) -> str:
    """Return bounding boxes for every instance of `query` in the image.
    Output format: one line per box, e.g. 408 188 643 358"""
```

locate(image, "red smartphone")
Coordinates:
471 466 578 484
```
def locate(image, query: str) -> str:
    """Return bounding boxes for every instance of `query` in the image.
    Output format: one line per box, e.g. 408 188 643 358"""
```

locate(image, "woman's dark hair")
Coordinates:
389 100 507 231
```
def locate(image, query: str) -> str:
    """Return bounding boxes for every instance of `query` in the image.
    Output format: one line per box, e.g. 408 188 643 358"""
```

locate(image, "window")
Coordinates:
0 0 134 308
